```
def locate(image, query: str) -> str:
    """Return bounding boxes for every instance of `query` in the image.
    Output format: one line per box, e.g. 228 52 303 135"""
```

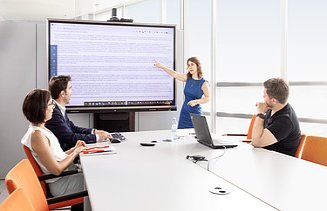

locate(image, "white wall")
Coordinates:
0 21 38 178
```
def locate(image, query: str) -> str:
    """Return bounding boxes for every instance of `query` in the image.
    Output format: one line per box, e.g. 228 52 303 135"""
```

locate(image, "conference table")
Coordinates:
188 138 327 211
80 130 327 211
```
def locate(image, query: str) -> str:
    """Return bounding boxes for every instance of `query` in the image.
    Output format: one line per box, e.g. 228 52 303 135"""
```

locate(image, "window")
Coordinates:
288 0 327 81
215 0 280 132
216 0 281 82
187 0 212 114
166 0 180 27
288 0 327 135
126 0 161 23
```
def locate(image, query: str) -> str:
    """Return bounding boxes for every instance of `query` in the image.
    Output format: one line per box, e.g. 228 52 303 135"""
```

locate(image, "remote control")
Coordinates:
140 142 155 147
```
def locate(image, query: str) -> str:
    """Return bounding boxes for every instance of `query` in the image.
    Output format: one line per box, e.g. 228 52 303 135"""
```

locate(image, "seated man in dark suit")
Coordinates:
45 75 112 151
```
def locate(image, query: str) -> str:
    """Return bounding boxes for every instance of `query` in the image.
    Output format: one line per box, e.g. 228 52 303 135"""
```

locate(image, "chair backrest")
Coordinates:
5 159 49 211
295 134 307 158
22 146 85 209
297 135 327 166
23 145 48 195
0 188 36 211
246 115 256 140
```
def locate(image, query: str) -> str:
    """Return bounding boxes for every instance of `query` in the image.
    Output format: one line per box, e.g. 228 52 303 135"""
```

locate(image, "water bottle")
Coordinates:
171 117 178 141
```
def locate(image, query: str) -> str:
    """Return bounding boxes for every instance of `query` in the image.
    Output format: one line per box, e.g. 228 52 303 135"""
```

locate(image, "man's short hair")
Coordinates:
48 75 71 99
22 89 51 124
264 78 289 104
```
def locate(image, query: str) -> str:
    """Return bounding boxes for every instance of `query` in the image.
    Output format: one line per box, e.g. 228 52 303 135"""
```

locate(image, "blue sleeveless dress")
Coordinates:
178 78 206 129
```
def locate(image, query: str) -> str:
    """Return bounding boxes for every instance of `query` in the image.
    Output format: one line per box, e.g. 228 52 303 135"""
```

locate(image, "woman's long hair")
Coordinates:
186 57 203 79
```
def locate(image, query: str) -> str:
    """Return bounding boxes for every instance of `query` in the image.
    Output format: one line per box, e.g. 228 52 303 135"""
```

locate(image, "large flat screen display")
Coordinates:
48 19 176 112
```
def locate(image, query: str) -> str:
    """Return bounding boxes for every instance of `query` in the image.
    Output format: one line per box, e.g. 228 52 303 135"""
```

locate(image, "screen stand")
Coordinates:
94 112 135 132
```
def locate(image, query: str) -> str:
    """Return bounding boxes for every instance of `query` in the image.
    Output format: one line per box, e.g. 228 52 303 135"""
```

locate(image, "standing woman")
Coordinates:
154 57 210 129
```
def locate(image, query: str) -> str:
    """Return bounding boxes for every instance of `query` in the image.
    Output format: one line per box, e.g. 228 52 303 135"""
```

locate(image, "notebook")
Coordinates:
190 114 238 149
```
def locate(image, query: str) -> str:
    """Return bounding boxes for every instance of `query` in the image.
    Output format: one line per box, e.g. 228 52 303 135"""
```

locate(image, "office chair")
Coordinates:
23 145 47 194
294 134 307 158
5 159 87 211
224 115 256 140
23 145 86 209
0 188 36 211
24 145 81 192
295 135 327 166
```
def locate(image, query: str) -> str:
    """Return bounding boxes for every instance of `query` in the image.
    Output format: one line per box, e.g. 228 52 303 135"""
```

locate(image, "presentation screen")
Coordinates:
48 19 176 112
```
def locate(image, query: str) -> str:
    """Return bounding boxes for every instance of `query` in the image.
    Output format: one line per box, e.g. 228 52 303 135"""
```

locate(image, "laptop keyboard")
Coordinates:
111 133 126 141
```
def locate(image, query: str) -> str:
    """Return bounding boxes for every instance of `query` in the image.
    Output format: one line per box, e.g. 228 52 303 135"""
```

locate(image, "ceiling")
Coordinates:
0 0 127 21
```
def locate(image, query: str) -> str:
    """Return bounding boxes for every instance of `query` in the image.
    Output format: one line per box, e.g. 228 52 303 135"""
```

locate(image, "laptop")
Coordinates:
190 114 238 149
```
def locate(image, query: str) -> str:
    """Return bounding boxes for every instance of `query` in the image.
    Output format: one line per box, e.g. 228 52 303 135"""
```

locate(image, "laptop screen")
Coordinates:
190 114 213 145
190 114 238 149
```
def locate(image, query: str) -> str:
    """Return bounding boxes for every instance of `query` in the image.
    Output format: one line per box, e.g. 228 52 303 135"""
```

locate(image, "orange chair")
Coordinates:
245 115 256 140
23 145 85 209
224 115 256 140
295 134 307 158
23 145 47 194
0 188 36 211
5 159 87 211
296 135 327 166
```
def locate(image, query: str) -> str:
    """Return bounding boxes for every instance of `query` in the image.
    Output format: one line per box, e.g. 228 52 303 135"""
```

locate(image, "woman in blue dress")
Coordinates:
154 57 210 129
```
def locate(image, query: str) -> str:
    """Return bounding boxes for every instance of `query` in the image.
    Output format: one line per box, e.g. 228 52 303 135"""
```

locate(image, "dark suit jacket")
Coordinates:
45 105 96 151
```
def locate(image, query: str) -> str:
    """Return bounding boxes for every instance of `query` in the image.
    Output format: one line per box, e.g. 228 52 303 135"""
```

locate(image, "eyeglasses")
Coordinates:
47 99 56 107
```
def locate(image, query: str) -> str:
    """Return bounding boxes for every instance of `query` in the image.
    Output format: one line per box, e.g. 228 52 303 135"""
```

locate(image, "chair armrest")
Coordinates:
38 169 82 181
223 133 247 137
241 140 252 143
47 190 88 205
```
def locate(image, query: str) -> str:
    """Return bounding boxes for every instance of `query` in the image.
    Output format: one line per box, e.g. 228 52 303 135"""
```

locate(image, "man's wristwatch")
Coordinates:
256 113 265 119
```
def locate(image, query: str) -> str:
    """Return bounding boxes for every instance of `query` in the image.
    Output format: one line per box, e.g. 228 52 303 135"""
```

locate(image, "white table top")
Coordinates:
180 132 327 211
80 130 275 211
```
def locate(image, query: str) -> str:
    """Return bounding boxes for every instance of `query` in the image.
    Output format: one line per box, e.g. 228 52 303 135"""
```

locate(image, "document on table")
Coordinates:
80 145 117 156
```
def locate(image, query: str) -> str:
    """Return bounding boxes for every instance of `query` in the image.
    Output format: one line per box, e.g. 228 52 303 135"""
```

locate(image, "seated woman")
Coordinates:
21 89 87 210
